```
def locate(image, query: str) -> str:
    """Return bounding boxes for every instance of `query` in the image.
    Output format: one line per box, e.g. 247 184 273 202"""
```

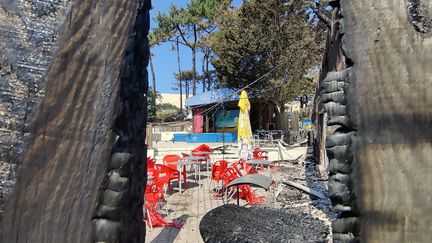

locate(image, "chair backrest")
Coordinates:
155 164 177 176
192 144 211 153
211 160 228 181
147 156 156 168
253 148 268 160
162 154 181 170
163 154 181 163
222 167 240 186
147 166 160 186
181 153 190 158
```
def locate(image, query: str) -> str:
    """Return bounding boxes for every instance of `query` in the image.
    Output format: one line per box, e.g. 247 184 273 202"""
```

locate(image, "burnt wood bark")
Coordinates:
0 0 151 242
0 0 73 214
318 0 432 242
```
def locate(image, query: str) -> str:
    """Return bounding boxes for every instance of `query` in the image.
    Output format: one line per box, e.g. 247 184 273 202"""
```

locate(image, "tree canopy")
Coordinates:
151 0 229 95
210 0 326 109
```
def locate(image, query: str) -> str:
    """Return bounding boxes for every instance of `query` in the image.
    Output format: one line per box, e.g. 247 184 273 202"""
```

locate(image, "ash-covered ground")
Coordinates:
200 158 336 243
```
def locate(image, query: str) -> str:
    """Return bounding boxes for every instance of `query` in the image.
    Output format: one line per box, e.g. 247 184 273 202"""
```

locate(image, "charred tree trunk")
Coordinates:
0 0 73 214
0 0 151 242
318 0 432 242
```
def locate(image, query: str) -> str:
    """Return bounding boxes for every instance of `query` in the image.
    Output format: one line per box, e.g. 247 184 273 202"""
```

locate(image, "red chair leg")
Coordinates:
182 167 187 189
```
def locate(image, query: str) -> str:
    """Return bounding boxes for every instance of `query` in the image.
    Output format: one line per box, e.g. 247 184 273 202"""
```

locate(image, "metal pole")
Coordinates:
237 185 240 206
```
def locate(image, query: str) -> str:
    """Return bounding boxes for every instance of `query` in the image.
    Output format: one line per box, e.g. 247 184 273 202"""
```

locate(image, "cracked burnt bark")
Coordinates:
0 0 150 242
0 0 73 215
317 0 432 242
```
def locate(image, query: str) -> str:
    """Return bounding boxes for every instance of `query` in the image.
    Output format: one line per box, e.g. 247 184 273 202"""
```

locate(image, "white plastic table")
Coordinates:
192 151 211 171
177 156 202 193
246 159 273 171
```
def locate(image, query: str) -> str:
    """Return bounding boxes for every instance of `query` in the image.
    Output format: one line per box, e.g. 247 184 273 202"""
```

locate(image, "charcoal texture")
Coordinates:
318 1 432 242
0 0 151 242
200 204 329 243
0 0 72 215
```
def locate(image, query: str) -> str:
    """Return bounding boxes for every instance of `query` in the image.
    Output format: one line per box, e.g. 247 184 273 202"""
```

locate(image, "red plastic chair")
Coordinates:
163 155 181 170
253 148 269 160
162 154 187 190
192 144 212 171
219 161 263 205
145 182 182 228
192 144 211 154
253 148 269 171
145 160 182 229
146 161 165 199
155 164 181 192
211 160 228 182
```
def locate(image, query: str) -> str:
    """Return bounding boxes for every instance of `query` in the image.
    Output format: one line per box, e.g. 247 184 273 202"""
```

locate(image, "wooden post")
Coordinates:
147 123 153 149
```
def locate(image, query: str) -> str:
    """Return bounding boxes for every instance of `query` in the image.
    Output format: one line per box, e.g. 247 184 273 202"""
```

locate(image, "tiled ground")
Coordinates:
145 168 229 243
145 146 331 243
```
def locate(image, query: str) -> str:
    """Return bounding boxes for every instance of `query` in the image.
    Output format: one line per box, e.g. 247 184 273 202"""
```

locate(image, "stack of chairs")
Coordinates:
144 157 182 229
211 159 264 205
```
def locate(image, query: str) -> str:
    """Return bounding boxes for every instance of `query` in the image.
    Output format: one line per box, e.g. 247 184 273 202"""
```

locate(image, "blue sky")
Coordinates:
150 0 242 94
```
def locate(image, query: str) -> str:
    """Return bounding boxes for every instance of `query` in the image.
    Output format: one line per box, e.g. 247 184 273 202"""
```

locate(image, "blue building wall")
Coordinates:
173 133 237 143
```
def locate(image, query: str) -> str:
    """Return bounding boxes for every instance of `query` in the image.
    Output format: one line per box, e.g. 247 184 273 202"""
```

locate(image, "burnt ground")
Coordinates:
199 159 336 243
200 204 329 243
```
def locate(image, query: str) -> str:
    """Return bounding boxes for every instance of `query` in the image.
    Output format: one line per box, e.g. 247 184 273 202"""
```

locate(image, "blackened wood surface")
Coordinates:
341 0 432 241
0 0 72 214
0 0 149 242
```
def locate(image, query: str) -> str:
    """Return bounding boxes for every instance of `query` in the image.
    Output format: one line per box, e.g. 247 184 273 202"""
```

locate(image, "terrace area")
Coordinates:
145 142 335 242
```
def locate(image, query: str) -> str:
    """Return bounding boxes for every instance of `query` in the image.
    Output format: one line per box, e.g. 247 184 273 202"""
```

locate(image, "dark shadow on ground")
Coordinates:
150 214 189 243
165 181 201 195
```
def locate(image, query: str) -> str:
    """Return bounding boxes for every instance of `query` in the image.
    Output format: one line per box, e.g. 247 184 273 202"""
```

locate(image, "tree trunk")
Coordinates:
279 104 285 114
202 54 206 93
149 52 156 93
0 0 150 242
192 47 197 95
205 50 211 91
177 38 183 110
192 24 197 96
186 80 189 98
317 1 432 242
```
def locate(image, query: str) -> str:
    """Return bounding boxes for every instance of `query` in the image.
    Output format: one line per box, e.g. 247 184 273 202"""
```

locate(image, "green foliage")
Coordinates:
157 103 179 111
211 0 326 106
151 0 229 95
175 70 202 82
147 91 160 121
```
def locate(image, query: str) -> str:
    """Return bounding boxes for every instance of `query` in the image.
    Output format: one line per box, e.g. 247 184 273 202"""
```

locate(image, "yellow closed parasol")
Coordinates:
237 90 253 160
